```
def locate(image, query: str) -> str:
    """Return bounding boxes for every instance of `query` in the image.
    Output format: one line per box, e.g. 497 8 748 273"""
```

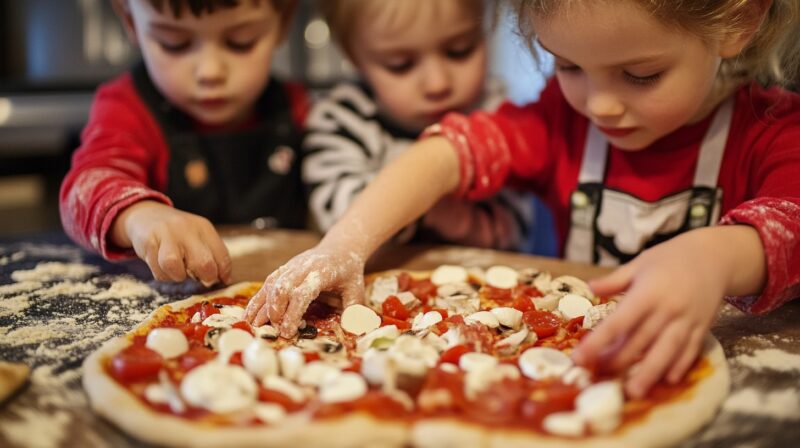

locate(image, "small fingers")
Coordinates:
184 244 219 287
158 238 187 282
626 321 687 399
341 278 365 308
667 327 704 384
202 225 232 284
138 238 170 281
607 312 668 372
589 262 635 297
245 285 269 325
573 293 650 367
279 280 323 338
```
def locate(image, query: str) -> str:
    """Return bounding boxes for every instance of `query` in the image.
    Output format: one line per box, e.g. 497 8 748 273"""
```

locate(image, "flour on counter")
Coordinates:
11 262 98 282
0 281 42 296
0 295 30 318
223 234 277 258
421 247 497 267
733 349 800 373
722 388 800 419
0 408 71 448
91 277 154 301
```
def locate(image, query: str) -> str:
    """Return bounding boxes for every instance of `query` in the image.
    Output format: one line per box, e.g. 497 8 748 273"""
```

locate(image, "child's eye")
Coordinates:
158 40 191 53
445 43 476 60
624 71 662 86
384 60 415 74
556 64 582 74
226 39 257 53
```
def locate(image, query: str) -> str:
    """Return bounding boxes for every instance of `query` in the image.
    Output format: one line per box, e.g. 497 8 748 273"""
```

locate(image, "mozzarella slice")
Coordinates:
388 335 439 377
243 339 278 379
297 361 342 387
491 307 523 330
518 347 573 380
145 328 188 359
341 304 381 336
412 311 443 332
543 411 586 437
562 366 592 389
395 291 419 307
263 375 306 403
360 348 390 386
180 363 256 413
217 328 254 360
575 381 624 434
278 346 305 380
356 325 400 354
431 265 468 286
254 403 287 424
319 372 368 403
464 363 519 400
465 311 500 328
486 265 519 289
558 294 593 320
219 305 245 320
144 384 169 405
202 313 239 329
458 352 497 373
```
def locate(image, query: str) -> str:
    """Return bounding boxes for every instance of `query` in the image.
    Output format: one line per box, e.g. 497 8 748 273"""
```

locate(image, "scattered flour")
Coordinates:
91 277 154 301
733 349 800 372
0 251 24 266
0 281 42 296
0 295 30 318
722 388 800 419
223 234 277 258
35 281 98 299
0 408 71 448
11 262 98 282
1 324 70 347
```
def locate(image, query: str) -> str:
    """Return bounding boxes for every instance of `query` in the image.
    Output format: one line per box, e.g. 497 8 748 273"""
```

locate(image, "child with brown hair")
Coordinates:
302 0 534 249
60 0 308 286
247 0 800 398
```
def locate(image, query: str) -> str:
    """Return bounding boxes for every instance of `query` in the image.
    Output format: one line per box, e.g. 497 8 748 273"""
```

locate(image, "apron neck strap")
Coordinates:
579 97 735 187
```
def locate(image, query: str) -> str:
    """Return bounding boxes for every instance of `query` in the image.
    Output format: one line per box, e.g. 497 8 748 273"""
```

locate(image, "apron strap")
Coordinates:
578 124 609 184
693 98 734 188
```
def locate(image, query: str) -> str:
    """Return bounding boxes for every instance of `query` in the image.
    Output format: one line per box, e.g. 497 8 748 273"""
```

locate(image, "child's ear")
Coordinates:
111 0 139 45
719 0 772 58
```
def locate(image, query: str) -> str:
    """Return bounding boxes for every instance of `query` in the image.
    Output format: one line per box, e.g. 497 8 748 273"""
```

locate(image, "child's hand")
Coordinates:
112 201 232 286
572 233 727 399
244 243 365 338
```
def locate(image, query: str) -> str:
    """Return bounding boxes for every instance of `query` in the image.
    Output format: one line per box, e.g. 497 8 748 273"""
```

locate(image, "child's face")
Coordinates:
534 2 727 151
350 0 488 132
116 0 285 127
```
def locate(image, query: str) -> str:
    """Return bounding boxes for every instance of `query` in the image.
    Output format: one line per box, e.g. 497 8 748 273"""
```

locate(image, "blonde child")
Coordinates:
61 0 308 286
302 0 534 249
246 0 800 399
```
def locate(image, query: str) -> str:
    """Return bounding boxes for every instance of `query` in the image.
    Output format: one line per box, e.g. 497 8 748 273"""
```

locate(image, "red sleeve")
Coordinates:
59 74 172 260
284 81 310 129
422 78 563 201
719 94 800 313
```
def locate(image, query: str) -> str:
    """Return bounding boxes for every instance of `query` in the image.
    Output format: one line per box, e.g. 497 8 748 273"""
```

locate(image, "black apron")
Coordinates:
131 63 306 229
564 99 733 266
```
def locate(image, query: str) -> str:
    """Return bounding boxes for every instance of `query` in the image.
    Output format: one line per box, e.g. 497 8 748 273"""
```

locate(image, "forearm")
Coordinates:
686 225 767 296
321 137 460 258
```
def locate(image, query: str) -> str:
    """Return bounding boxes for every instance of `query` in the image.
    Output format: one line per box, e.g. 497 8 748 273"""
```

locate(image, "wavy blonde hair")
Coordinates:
146 0 296 18
513 0 800 88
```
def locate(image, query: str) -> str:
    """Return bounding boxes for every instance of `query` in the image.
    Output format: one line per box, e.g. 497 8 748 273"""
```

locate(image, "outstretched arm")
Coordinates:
245 137 461 337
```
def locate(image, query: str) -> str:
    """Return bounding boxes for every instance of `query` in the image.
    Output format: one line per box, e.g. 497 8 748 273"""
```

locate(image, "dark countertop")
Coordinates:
1 229 799 447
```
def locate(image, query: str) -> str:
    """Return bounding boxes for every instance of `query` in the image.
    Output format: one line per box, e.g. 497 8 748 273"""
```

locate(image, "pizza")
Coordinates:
83 264 729 447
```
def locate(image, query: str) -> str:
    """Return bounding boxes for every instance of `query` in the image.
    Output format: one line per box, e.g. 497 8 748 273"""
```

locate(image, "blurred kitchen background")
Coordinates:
0 0 556 252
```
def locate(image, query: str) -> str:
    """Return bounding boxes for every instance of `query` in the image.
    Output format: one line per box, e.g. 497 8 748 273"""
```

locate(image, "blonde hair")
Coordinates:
513 0 800 88
320 0 489 57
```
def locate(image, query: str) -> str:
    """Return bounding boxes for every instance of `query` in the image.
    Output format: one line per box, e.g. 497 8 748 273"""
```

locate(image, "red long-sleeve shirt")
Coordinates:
60 73 308 260
430 80 800 314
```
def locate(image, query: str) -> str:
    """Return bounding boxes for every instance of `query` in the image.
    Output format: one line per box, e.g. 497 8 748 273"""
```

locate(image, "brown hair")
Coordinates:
513 0 800 88
320 0 492 57
146 0 296 18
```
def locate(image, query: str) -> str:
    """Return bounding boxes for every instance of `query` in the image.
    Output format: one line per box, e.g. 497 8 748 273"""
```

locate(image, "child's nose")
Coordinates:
420 59 453 101
586 89 625 119
195 50 226 86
